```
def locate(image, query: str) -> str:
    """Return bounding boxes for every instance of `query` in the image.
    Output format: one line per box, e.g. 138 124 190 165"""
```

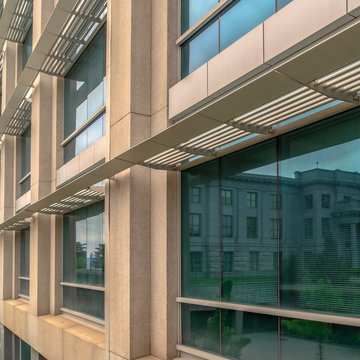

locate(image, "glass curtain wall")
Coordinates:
181 106 360 358
181 0 293 78
22 25 33 69
0 325 47 360
20 126 31 196
63 201 105 319
63 24 106 163
19 229 30 297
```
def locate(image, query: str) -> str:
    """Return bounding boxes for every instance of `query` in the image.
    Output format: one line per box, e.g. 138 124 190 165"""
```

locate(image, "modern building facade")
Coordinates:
0 0 360 359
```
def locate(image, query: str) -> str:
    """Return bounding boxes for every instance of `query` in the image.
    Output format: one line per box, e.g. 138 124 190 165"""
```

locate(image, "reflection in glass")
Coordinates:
279 109 360 316
64 24 106 161
20 126 31 196
181 0 219 33
182 304 277 359
20 229 30 296
182 160 220 301
281 318 360 360
220 0 275 51
182 19 219 77
221 140 278 306
63 201 105 287
63 286 104 319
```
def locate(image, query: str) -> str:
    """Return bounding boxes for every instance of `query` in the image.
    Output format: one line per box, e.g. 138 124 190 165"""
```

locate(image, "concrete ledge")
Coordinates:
56 136 105 188
348 0 360 16
0 299 105 360
15 191 31 212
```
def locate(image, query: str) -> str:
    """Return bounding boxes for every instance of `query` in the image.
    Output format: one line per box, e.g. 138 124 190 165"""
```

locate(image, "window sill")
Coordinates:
61 307 105 327
61 281 105 292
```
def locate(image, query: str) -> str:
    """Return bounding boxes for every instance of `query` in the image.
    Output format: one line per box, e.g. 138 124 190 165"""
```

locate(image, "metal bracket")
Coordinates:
175 145 216 157
229 120 274 135
308 81 360 104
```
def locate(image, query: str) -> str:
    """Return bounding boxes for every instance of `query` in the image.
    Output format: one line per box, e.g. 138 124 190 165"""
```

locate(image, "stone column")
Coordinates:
107 1 152 359
0 135 16 301
150 1 179 359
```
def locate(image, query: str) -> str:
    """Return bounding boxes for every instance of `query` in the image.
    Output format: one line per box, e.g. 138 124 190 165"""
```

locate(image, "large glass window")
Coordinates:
22 25 32 69
64 25 106 163
19 228 30 297
63 201 104 319
181 0 294 78
181 106 360 358
20 126 31 196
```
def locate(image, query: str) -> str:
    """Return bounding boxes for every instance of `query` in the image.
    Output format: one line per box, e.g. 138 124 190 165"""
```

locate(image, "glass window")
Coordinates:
223 251 233 272
220 0 275 51
270 193 282 210
20 229 30 296
221 189 232 205
304 218 313 239
247 217 258 238
190 187 201 203
22 25 32 69
321 194 331 208
277 0 293 10
63 201 104 319
181 0 219 33
182 160 220 301
249 251 259 271
181 19 219 78
64 24 106 162
279 108 360 315
304 194 313 209
222 215 232 238
246 192 257 208
270 218 277 239
20 126 31 196
189 213 201 237
182 304 278 359
190 251 202 273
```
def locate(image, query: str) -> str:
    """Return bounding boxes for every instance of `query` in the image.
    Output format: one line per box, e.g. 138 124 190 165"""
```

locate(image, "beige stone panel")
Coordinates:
30 213 51 316
64 325 104 360
13 303 29 341
2 42 17 108
151 106 169 137
169 63 210 120
15 191 31 212
50 215 62 316
150 170 179 359
0 232 14 300
94 343 105 360
264 0 350 64
109 113 150 159
37 315 77 360
151 0 179 117
208 24 268 96
348 0 360 15
108 166 151 359
33 0 54 45
94 136 106 162
53 77 65 175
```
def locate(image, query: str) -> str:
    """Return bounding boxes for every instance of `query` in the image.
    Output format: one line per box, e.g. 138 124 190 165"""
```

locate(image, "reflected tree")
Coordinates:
76 241 86 269
91 243 104 269
282 319 331 360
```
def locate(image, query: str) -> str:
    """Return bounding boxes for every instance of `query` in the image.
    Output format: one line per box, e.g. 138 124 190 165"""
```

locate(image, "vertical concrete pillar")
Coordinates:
107 0 152 359
0 136 16 300
1 42 16 110
150 1 179 359
29 72 53 316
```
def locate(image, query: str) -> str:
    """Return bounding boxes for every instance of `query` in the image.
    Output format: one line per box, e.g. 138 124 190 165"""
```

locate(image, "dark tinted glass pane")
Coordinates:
64 24 106 159
279 108 360 316
277 0 293 11
20 176 31 196
182 160 220 301
63 137 76 164
181 0 219 33
22 26 32 69
221 140 278 306
281 318 360 360
183 19 219 77
63 286 104 319
20 229 30 277
20 280 29 296
221 310 277 359
182 304 220 354
63 201 105 286
21 126 31 178
20 340 31 360
220 0 275 51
